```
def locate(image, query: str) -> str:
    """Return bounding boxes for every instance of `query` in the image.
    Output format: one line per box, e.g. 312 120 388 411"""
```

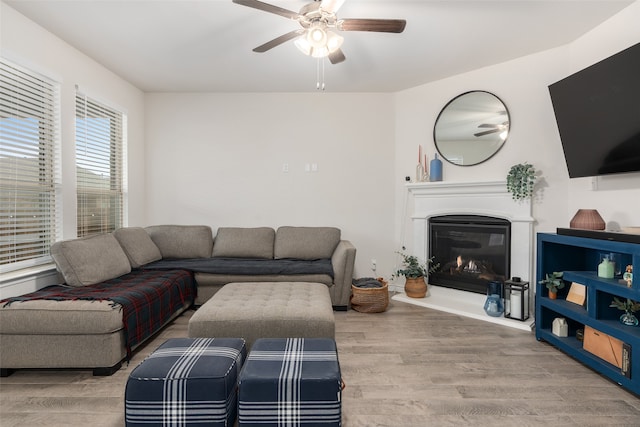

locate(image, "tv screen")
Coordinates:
548 42 640 178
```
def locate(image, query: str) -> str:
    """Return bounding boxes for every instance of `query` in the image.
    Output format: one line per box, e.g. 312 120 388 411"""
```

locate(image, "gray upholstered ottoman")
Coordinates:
188 282 335 349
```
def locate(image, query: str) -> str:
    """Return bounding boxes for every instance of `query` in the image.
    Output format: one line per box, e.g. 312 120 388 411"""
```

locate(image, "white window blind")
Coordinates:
0 58 61 272
75 92 125 237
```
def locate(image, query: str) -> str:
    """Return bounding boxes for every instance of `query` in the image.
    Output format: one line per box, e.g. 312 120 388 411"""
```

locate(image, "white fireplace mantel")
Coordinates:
393 180 535 331
408 180 533 222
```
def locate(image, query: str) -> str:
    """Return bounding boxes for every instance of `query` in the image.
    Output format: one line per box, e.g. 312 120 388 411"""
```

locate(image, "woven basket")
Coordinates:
350 279 389 313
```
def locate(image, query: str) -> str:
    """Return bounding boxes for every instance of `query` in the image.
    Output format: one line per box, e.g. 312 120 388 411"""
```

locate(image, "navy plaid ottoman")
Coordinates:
238 338 342 427
125 337 246 426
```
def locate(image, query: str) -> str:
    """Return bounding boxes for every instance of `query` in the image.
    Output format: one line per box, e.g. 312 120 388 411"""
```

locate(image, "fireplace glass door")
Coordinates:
429 215 510 294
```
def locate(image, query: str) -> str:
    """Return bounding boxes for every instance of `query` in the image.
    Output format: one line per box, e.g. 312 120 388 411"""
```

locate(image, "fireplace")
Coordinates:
429 215 510 294
391 180 534 330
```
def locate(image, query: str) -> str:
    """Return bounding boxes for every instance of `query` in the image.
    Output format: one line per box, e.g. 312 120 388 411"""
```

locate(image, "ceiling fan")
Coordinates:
474 122 510 138
232 0 407 64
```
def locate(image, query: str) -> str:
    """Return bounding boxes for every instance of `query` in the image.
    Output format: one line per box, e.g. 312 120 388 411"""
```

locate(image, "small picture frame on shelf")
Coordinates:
566 282 586 306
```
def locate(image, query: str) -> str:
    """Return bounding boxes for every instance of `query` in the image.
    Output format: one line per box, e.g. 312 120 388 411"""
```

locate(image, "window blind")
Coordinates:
0 58 61 272
75 92 125 237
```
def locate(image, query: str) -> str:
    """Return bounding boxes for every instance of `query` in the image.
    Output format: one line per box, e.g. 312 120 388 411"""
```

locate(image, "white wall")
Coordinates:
144 93 395 278
393 2 640 277
562 1 640 228
0 2 145 297
146 3 640 281
3 0 639 294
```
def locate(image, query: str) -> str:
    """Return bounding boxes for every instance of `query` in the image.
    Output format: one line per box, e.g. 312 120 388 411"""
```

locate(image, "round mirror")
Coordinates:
433 91 510 166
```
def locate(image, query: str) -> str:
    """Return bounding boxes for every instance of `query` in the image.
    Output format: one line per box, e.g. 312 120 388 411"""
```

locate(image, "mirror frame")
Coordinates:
433 91 510 166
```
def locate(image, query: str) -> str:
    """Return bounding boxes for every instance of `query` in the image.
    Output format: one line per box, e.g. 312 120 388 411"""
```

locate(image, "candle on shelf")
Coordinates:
510 291 522 319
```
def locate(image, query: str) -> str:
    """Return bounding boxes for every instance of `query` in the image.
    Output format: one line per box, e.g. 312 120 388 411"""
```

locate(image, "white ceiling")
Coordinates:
5 0 634 93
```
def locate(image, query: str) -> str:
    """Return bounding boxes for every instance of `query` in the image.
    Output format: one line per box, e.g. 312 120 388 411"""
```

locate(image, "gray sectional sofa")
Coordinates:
0 225 356 376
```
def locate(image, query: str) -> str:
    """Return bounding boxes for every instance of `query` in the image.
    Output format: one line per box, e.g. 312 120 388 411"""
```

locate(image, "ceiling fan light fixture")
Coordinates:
307 23 327 49
294 36 312 56
310 46 329 58
295 28 342 58
326 31 344 53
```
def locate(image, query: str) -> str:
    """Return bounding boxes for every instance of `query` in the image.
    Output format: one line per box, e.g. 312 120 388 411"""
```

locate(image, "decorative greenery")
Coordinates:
610 297 640 313
538 272 565 293
393 247 439 279
506 163 536 201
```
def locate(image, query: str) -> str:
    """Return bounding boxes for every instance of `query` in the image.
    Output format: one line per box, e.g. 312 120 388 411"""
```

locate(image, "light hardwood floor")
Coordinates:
1 295 640 426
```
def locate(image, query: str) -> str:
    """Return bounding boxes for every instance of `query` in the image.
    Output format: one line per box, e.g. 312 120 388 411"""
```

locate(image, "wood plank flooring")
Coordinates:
2 295 640 426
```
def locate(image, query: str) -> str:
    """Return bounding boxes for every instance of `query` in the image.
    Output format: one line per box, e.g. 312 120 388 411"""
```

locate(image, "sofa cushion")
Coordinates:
145 225 213 259
274 227 341 260
50 234 132 287
0 299 123 335
213 227 275 259
113 227 162 268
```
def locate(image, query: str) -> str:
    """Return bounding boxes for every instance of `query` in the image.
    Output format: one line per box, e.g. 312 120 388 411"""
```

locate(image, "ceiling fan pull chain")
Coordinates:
316 58 320 90
316 58 326 91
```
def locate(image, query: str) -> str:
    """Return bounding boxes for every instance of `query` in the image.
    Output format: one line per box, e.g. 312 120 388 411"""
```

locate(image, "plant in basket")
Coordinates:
393 247 439 298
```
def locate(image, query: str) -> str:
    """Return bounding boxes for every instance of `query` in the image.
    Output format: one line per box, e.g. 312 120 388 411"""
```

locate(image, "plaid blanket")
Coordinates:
1 269 196 360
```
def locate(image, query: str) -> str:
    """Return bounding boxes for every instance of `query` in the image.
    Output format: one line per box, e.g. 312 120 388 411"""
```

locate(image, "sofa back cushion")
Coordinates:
145 225 213 258
113 227 162 268
50 234 132 287
274 226 341 260
212 227 275 259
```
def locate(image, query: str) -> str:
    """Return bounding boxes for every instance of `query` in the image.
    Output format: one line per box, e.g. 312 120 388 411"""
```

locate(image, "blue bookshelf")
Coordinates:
536 232 640 395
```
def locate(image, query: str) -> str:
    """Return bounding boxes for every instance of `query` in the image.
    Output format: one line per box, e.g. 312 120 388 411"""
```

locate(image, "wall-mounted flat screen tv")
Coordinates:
548 42 640 178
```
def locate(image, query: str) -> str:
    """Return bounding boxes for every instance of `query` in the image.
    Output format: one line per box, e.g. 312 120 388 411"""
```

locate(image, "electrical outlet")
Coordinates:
371 259 377 269
282 163 289 173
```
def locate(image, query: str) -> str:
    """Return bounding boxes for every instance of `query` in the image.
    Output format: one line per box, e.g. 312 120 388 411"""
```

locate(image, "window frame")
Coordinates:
0 58 61 274
75 91 126 238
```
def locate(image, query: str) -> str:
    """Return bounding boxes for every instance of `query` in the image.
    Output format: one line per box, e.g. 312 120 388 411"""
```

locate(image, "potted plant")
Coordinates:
538 272 564 299
610 297 640 326
394 247 439 298
506 163 536 201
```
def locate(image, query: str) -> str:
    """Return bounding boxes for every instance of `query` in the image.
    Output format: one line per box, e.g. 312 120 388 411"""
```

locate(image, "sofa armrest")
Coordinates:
330 240 356 309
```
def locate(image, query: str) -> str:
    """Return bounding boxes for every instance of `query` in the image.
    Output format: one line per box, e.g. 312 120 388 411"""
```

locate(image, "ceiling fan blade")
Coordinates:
321 0 346 14
338 18 406 33
478 121 509 129
328 48 346 64
253 29 304 53
232 0 300 20
474 129 500 137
